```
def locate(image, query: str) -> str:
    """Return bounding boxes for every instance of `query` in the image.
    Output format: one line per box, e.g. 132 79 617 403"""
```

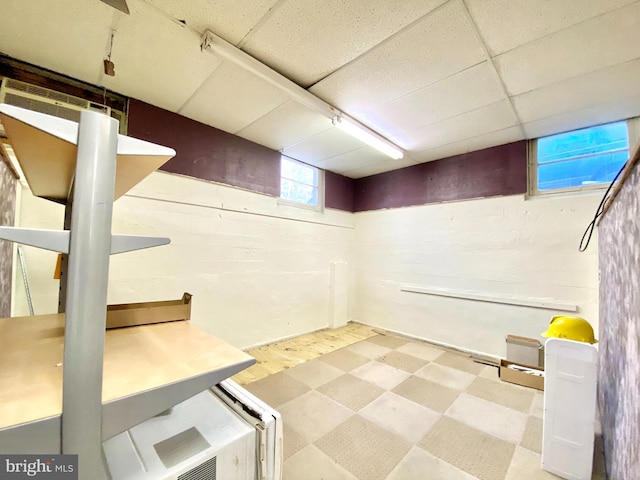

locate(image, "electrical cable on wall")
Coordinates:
578 160 628 252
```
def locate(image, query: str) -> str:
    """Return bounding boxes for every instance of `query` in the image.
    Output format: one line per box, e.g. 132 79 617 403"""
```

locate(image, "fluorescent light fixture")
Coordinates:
200 30 404 160
333 116 403 159
201 31 337 119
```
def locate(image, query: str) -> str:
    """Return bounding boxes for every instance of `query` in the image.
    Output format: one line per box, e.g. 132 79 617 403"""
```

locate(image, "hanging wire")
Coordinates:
106 30 115 62
578 160 628 252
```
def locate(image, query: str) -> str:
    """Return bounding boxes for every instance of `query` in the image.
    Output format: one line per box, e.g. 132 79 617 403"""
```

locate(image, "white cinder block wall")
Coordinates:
352 194 601 358
12 171 354 349
12 170 601 357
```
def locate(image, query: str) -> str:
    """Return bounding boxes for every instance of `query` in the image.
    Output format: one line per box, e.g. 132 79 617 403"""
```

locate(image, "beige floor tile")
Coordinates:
244 370 310 407
415 363 477 390
478 364 500 381
317 374 385 411
365 334 409 349
359 391 440 443
284 358 344 389
344 340 392 359
504 447 562 480
520 416 543 454
396 341 446 361
315 415 411 480
393 376 460 413
278 390 353 444
387 446 480 480
284 445 358 480
376 350 429 373
446 393 528 445
318 348 370 371
466 377 535 413
350 360 410 390
529 391 544 418
434 351 485 374
420 417 516 480
283 423 308 459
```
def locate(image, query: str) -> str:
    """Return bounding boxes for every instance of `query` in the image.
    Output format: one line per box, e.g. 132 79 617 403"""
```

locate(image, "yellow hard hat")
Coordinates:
541 316 597 344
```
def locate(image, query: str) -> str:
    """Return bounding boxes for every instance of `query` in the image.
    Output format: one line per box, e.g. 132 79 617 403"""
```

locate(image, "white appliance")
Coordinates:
102 380 282 480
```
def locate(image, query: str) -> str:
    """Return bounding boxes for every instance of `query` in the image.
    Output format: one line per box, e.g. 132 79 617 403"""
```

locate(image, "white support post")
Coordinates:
61 110 118 479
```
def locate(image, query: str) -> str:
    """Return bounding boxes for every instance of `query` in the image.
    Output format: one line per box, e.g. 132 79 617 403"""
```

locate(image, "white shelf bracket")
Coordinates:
0 227 70 253
110 235 170 254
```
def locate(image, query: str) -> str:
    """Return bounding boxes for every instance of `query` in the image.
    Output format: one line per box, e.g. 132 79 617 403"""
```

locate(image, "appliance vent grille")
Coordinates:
4 92 82 122
177 457 216 480
0 78 126 133
5 78 87 107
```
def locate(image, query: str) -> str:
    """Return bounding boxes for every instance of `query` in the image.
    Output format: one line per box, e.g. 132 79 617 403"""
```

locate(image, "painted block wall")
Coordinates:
12 171 354 349
352 193 601 357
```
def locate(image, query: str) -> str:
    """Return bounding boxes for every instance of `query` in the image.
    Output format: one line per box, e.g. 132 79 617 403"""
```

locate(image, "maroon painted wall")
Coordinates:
325 171 355 211
128 99 281 197
354 141 527 212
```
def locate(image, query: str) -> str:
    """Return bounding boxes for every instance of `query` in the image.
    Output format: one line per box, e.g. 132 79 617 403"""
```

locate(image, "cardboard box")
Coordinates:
106 292 192 329
506 335 544 368
499 359 544 391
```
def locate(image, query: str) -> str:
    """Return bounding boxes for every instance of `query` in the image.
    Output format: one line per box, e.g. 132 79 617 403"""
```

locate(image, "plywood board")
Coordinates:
0 313 254 429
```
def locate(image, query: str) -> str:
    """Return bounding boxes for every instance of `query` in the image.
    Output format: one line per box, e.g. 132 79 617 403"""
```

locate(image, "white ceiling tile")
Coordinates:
235 100 333 151
412 126 523 163
405 101 519 151
310 0 486 118
513 59 640 123
242 0 447 87
282 127 366 164
100 0 220 112
0 0 113 86
4 0 640 177
362 62 504 139
314 145 390 173
342 156 419 179
522 95 640 139
466 0 636 56
495 2 640 96
178 60 290 134
145 0 278 45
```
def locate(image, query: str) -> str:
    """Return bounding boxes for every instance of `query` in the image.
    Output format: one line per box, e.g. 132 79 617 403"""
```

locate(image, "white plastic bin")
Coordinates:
542 338 598 480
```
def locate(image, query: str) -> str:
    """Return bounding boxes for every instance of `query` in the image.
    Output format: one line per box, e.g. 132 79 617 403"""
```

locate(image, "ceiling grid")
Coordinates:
458 0 526 139
0 0 638 177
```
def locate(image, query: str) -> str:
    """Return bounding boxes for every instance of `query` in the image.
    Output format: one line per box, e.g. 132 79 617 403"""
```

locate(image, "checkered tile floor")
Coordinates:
245 334 606 480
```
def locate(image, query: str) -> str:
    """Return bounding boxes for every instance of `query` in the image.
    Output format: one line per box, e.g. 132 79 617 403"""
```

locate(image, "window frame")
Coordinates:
527 120 634 198
278 155 324 211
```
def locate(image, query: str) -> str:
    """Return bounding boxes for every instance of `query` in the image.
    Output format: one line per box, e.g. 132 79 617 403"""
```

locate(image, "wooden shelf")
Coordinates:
0 104 175 202
0 314 255 430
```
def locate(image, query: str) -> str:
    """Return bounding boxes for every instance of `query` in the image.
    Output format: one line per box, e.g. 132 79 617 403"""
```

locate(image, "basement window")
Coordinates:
528 121 630 196
280 156 323 209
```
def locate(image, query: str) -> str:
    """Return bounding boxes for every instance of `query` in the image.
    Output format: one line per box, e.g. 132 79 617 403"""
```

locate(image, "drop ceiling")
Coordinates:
0 0 639 178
